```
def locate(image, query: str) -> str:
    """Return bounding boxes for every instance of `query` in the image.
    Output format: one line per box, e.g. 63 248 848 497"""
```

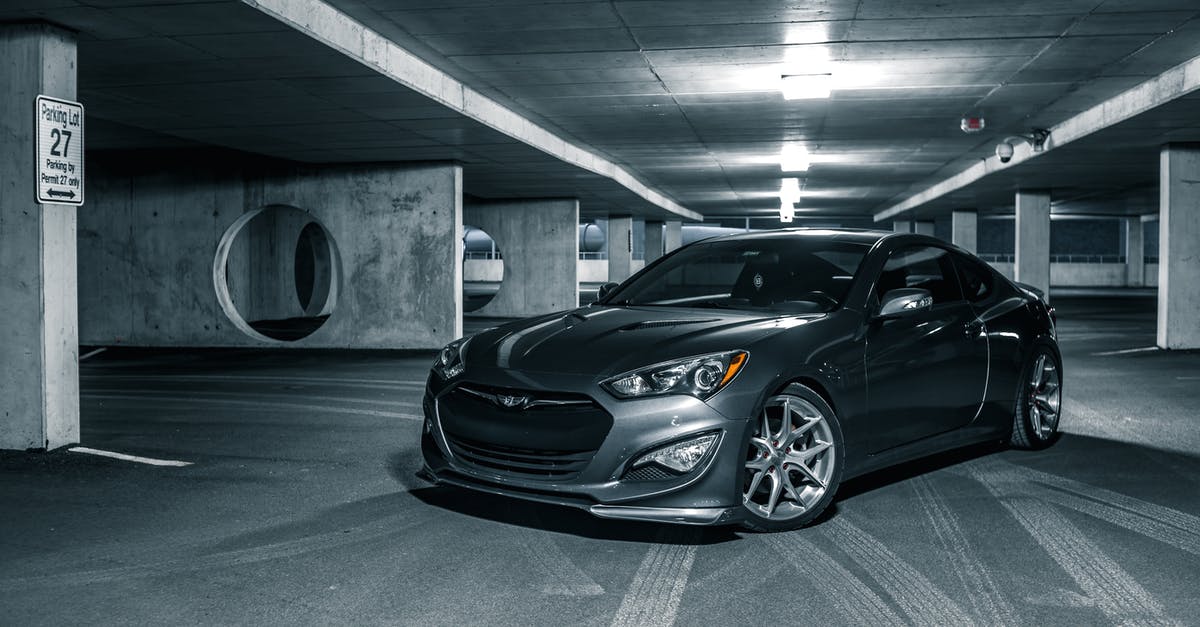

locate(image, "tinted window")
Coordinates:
874 246 963 305
952 254 994 304
604 238 870 313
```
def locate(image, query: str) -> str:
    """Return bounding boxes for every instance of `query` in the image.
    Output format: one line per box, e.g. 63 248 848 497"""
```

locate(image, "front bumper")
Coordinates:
419 369 750 526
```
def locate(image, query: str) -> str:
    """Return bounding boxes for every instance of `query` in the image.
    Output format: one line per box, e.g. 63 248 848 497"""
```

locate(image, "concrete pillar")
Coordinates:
951 210 978 253
1126 217 1144 288
1158 144 1200 349
644 220 665 263
664 220 682 253
607 216 633 282
1015 190 1051 300
464 199 579 317
914 221 935 236
0 24 79 450
893 220 911 233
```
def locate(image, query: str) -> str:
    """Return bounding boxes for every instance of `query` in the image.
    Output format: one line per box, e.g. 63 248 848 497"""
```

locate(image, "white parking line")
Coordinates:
79 348 107 361
69 446 192 467
1091 346 1159 356
82 393 423 421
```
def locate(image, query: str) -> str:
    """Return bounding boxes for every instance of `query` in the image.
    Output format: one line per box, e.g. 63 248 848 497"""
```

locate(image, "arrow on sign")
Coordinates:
46 189 76 199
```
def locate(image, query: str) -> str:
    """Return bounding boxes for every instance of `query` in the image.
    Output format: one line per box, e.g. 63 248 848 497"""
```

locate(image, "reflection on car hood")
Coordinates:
464 306 827 377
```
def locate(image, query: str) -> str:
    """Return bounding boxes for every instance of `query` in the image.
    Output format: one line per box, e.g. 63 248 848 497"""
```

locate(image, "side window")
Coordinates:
874 246 964 306
952 254 994 304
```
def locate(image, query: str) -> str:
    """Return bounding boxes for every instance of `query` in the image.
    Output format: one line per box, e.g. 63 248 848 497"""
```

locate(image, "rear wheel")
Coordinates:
739 383 844 532
1010 345 1063 449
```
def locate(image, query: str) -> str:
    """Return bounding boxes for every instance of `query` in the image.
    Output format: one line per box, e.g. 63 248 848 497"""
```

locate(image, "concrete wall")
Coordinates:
987 261 1155 288
463 199 578 318
79 151 462 349
464 259 503 282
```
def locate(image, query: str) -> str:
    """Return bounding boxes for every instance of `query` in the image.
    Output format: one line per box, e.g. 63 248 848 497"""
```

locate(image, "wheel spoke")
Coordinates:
785 415 821 448
1031 354 1046 388
765 471 783 515
781 469 804 506
744 469 765 503
790 460 826 489
797 440 831 462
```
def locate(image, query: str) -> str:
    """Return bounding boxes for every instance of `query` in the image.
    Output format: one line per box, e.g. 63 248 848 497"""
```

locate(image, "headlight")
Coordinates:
631 432 719 473
433 337 469 379
602 351 747 400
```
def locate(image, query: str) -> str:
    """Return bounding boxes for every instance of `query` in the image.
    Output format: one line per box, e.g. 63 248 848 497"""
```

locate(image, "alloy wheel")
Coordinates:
743 394 836 521
1028 353 1062 439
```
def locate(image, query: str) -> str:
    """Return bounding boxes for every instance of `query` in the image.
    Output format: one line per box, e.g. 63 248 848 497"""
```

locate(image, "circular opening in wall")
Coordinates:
214 205 342 343
463 224 504 314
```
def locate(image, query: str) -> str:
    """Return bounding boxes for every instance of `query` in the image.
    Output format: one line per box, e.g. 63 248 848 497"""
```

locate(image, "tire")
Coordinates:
739 383 845 532
1010 343 1063 450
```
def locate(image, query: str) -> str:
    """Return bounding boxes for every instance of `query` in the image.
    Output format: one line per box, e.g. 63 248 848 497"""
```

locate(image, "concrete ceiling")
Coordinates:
6 0 1200 219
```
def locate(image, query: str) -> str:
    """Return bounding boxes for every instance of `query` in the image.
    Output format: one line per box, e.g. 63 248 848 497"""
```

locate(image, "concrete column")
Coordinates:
893 220 911 233
1015 190 1052 300
1158 144 1200 349
664 220 682 253
644 220 664 263
1126 217 1144 288
464 199 579 317
914 221 935 236
607 216 633 282
951 210 978 253
0 24 79 450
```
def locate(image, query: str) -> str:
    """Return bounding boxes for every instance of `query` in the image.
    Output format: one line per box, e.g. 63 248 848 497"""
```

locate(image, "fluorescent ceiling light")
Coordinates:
781 74 832 100
779 201 795 223
780 145 810 172
779 178 802 204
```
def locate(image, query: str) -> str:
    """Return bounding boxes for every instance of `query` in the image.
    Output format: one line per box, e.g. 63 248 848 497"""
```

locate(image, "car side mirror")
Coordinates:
597 282 619 301
877 288 933 319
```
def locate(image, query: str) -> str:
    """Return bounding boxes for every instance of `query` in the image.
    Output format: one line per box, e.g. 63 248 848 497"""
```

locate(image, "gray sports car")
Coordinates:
419 229 1062 531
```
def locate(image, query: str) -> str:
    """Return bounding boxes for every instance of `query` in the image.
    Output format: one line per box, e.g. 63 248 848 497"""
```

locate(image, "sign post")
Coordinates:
35 95 84 206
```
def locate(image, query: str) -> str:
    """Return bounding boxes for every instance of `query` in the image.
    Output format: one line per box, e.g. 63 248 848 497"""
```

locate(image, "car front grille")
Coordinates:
437 384 613 481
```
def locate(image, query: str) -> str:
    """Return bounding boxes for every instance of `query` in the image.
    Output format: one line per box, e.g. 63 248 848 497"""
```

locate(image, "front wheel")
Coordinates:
739 383 844 532
1010 344 1063 449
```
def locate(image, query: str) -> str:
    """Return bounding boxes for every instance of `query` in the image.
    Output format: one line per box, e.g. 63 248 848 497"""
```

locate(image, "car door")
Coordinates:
864 245 989 453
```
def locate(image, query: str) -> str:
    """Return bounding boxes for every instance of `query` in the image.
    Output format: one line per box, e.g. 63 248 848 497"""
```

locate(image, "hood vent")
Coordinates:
619 319 719 331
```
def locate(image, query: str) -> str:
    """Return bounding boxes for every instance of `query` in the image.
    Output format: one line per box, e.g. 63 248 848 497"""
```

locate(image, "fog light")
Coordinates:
632 433 719 474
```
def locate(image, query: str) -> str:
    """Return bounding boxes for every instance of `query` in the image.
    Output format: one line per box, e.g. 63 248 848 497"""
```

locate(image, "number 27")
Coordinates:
50 128 72 157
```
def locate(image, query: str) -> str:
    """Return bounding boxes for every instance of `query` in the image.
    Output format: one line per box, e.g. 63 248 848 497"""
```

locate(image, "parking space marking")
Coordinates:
79 347 107 361
80 374 426 389
69 446 192 467
82 393 422 421
970 464 1178 627
763 532 904 626
1091 346 1159 356
610 529 699 627
83 388 420 409
822 517 972 626
911 476 1016 625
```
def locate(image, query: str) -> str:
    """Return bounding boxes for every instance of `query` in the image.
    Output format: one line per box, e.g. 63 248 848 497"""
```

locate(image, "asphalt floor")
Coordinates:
2 293 1199 625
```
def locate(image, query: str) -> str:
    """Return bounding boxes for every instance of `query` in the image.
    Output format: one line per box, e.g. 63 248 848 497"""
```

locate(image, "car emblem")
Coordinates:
496 394 528 409
753 273 764 290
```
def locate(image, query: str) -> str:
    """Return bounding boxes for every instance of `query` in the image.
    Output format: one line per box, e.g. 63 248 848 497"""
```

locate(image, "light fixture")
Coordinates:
780 145 811 172
779 178 801 204
779 201 795 223
781 73 832 100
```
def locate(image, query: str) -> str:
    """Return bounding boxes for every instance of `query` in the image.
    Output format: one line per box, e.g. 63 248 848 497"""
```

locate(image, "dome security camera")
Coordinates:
996 141 1015 163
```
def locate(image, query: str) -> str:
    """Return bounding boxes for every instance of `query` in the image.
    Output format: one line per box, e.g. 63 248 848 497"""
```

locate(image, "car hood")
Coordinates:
463 306 828 377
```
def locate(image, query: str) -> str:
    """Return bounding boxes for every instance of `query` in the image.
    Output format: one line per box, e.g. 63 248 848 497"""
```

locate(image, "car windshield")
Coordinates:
603 237 870 313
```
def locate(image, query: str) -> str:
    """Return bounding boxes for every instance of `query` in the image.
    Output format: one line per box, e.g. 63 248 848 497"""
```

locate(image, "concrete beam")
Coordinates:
1015 190 1052 300
241 0 700 222
0 24 79 450
876 51 1200 223
464 199 579 317
1158 144 1200 349
951 210 978 253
